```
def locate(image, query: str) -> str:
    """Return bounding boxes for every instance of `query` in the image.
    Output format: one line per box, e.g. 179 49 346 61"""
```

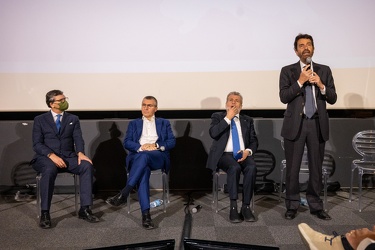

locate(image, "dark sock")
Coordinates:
80 206 89 211
230 199 237 208
142 208 150 215
41 210 49 214
341 236 354 250
242 203 250 208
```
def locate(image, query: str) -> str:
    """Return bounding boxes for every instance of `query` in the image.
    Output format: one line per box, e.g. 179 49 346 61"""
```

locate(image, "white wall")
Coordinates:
1 0 375 111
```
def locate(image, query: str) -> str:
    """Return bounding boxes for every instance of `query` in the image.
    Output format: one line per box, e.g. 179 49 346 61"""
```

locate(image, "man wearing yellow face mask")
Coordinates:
31 89 99 228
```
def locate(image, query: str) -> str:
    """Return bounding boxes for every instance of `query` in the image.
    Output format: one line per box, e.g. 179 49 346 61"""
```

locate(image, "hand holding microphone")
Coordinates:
306 57 324 89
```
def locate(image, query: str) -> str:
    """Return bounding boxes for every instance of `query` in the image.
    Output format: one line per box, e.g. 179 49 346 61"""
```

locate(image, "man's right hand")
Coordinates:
48 153 67 168
226 106 238 120
299 65 313 84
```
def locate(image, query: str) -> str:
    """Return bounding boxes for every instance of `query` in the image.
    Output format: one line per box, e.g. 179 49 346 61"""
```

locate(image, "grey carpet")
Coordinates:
0 188 374 250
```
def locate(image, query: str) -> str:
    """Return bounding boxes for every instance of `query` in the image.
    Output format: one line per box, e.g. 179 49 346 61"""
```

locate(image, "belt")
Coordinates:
302 113 319 119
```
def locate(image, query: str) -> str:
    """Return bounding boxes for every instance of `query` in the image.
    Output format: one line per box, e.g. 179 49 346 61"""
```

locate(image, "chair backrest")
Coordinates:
281 139 309 172
12 161 37 186
352 130 375 161
281 139 335 177
253 149 276 179
322 153 335 177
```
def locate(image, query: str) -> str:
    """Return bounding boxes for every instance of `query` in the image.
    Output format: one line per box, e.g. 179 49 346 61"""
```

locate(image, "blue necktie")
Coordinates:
305 84 316 118
231 118 241 160
56 114 61 133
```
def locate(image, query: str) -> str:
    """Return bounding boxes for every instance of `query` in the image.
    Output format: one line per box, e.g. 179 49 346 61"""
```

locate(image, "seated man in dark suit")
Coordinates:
106 96 176 230
206 91 258 223
31 89 99 229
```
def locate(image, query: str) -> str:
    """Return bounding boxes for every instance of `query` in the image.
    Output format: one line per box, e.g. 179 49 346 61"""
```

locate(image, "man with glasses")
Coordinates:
106 96 176 230
31 89 99 229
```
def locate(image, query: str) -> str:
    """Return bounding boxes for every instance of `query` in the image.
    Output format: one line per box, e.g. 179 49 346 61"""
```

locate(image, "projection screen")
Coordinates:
0 0 374 111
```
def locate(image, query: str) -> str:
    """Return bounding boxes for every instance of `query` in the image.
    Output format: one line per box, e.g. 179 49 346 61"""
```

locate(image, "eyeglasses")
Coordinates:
53 97 68 103
142 103 156 108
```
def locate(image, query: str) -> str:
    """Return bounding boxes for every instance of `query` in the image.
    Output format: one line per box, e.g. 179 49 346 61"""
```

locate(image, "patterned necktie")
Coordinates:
56 114 61 133
305 84 316 118
231 118 241 160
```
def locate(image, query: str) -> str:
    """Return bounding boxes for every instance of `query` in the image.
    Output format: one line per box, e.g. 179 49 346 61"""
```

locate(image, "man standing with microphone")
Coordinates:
279 34 337 220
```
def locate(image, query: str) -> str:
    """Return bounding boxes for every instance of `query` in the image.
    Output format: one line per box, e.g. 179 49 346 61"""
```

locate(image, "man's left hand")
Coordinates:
237 150 251 162
78 152 93 165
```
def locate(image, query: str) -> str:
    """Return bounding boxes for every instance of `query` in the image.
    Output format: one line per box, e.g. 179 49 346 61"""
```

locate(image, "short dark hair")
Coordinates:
226 91 243 104
143 96 158 107
294 33 314 50
46 89 64 108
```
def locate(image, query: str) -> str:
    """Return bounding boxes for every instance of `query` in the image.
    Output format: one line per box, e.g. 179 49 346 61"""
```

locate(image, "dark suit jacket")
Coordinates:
206 112 258 171
279 61 337 141
124 117 176 173
32 111 85 159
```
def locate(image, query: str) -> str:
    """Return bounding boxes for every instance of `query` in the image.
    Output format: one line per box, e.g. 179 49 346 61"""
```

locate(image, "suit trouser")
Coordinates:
126 151 165 212
218 153 257 205
284 118 325 212
32 156 94 210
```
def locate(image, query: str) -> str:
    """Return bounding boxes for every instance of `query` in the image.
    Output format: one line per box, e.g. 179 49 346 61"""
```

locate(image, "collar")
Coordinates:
299 60 314 71
142 115 155 122
51 110 64 117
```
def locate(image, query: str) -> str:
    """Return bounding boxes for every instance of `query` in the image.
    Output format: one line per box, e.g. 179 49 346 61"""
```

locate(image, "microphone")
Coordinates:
191 205 202 213
305 57 313 72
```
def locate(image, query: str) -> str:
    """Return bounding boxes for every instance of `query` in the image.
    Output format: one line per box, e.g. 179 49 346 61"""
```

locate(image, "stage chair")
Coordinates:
212 169 255 213
278 140 336 211
349 130 375 212
253 149 276 194
36 172 79 218
127 169 169 214
211 150 274 213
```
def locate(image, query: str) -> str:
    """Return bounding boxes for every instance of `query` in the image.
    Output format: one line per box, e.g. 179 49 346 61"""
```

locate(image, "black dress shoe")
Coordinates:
229 207 243 223
142 212 155 230
39 212 51 229
241 205 256 222
78 208 99 223
106 192 127 207
311 210 331 220
285 209 297 220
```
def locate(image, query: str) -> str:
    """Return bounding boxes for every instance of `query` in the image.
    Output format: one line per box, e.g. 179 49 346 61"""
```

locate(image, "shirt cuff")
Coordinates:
246 149 252 156
224 117 230 124
357 238 375 250
320 86 326 95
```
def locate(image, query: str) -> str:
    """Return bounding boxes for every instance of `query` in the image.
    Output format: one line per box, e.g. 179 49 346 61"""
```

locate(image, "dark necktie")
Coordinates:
56 114 61 133
231 118 241 160
305 84 316 118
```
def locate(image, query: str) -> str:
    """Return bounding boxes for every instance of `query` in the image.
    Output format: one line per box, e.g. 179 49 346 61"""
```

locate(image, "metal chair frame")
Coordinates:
36 172 79 218
278 140 335 211
349 130 375 212
127 169 169 214
211 150 276 213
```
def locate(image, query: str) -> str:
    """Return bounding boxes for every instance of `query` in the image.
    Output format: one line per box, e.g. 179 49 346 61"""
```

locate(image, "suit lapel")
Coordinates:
291 61 301 82
46 111 59 133
59 112 69 134
239 115 247 140
136 119 143 139
313 63 320 97
155 118 162 137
